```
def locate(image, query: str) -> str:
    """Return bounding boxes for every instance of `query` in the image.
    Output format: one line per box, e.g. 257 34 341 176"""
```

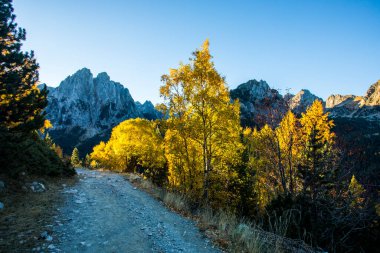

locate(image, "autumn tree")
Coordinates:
298 100 336 199
52 143 63 159
0 0 48 132
90 118 166 184
348 175 365 208
242 127 274 211
90 141 107 168
160 40 242 203
276 110 302 194
71 147 81 167
44 133 54 147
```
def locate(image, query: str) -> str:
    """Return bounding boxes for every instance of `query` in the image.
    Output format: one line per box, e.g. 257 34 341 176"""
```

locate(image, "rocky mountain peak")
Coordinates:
42 68 159 155
54 68 93 100
135 100 162 120
231 79 277 102
96 72 111 82
289 89 323 114
326 94 362 108
230 79 286 127
365 80 380 106
326 80 379 119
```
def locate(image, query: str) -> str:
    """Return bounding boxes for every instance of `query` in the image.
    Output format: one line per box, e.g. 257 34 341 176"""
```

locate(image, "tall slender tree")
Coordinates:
0 0 47 132
71 147 81 167
160 40 242 201
276 110 301 194
299 100 336 199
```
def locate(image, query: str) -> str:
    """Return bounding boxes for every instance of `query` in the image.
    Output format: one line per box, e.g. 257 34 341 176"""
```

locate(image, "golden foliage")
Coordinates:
244 101 337 211
160 40 242 203
90 118 165 174
348 175 365 208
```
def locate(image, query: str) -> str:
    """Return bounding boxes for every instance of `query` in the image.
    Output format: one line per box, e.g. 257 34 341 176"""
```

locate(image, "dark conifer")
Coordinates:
0 0 47 132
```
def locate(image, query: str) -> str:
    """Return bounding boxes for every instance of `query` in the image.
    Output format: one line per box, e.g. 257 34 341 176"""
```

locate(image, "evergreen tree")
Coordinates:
71 147 81 167
0 0 48 132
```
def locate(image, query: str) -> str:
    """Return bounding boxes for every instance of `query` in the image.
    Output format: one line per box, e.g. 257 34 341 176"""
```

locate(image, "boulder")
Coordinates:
30 182 46 193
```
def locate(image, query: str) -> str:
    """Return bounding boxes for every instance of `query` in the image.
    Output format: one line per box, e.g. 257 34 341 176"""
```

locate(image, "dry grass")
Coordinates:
0 173 77 252
126 173 322 253
163 191 189 212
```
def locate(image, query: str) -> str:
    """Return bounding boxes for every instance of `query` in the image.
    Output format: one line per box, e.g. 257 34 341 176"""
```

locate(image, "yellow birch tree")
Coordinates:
160 40 242 203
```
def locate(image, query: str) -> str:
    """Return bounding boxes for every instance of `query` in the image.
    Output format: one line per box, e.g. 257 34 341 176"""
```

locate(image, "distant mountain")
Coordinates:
230 79 380 127
230 79 287 127
135 101 162 120
42 69 379 156
326 80 380 120
288 89 323 114
41 68 161 156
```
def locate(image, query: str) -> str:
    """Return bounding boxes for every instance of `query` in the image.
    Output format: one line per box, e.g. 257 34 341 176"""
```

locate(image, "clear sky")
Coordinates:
13 0 380 104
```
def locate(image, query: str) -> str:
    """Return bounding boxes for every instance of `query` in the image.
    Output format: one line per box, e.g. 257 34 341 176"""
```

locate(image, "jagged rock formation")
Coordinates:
42 68 160 155
326 94 363 108
327 80 380 120
135 101 162 120
43 69 379 155
289 89 323 114
365 80 380 106
46 69 139 139
230 79 287 127
231 79 380 127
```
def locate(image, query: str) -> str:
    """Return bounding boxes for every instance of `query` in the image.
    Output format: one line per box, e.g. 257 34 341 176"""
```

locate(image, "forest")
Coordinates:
90 41 379 253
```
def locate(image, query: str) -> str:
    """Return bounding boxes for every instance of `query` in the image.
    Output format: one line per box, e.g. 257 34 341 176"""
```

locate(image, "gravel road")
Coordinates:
51 169 219 253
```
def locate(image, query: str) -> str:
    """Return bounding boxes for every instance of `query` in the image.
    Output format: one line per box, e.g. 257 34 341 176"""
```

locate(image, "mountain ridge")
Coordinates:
42 68 161 156
42 68 379 155
230 79 380 127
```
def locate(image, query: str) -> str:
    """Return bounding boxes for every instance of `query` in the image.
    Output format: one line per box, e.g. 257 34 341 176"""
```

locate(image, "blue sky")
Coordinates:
13 0 380 103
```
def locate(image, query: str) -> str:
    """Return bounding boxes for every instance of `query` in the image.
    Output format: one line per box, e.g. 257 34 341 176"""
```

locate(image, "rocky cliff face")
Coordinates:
326 80 380 120
230 79 287 127
44 70 379 155
135 101 162 120
43 68 160 155
365 80 380 106
231 79 380 127
289 89 323 114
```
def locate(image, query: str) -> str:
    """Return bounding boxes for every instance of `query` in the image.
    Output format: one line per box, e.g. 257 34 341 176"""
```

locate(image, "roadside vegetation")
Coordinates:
90 41 379 252
127 173 320 253
0 0 74 177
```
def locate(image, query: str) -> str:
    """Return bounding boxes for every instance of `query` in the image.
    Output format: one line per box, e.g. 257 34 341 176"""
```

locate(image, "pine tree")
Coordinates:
0 0 48 132
71 147 81 167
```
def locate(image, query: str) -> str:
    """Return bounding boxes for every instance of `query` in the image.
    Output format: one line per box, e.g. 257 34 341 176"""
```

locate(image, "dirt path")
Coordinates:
49 169 219 253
